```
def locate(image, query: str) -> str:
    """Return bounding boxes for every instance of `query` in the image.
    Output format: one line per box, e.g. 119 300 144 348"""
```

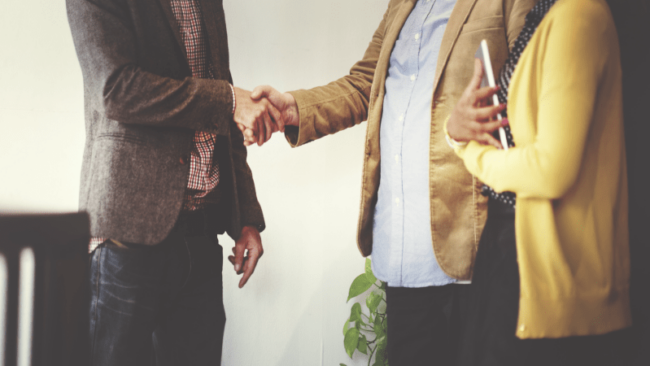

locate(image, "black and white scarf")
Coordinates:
481 0 559 207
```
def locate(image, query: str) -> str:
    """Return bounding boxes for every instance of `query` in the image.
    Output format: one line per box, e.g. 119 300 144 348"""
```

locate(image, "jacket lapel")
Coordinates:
432 0 479 94
157 0 188 60
198 0 230 75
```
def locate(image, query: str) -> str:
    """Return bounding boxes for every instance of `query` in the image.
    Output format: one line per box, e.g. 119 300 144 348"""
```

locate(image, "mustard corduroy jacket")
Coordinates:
286 0 536 280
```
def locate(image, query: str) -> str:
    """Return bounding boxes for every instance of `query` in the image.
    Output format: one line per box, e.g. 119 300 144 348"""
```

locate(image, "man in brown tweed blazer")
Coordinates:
66 0 278 364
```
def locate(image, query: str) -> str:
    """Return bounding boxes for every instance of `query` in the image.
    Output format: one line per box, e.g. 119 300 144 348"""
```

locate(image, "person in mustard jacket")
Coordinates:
446 0 631 364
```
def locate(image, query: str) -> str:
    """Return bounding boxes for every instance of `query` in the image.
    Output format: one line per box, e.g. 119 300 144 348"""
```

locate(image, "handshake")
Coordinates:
233 85 299 147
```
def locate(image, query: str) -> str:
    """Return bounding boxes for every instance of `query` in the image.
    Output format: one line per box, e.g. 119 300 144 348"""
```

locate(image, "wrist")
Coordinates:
230 84 237 115
284 92 300 127
242 224 262 234
444 116 467 149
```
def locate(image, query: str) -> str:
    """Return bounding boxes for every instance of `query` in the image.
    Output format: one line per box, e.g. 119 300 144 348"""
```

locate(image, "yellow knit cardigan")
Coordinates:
452 0 631 339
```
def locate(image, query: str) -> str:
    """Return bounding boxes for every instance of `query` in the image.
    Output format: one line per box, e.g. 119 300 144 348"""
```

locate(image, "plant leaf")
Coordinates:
343 317 350 336
366 292 376 313
344 328 360 358
366 291 383 314
357 334 368 355
347 274 373 302
349 303 362 322
365 258 377 284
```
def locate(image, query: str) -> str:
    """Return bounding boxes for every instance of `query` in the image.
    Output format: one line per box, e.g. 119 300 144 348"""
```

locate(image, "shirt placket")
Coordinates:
171 0 219 210
387 1 431 286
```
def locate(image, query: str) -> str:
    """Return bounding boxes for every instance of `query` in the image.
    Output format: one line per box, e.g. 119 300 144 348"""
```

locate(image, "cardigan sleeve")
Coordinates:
456 3 612 199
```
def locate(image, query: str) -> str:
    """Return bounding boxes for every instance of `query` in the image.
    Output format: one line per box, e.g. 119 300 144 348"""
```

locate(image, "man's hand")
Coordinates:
227 226 263 288
233 87 282 146
447 58 508 149
237 85 299 146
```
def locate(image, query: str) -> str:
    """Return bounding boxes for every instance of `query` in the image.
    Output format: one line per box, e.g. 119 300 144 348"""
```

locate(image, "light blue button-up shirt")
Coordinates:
371 0 458 288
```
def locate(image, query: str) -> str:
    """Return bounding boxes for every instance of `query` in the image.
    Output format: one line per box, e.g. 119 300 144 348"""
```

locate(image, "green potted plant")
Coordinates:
341 258 388 366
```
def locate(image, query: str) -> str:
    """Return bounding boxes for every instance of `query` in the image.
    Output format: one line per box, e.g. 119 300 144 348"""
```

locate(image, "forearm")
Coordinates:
67 0 233 134
458 139 585 199
285 76 372 147
284 2 388 147
103 66 233 134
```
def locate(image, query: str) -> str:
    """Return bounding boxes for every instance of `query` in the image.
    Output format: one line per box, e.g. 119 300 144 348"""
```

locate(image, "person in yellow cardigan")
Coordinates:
445 0 632 364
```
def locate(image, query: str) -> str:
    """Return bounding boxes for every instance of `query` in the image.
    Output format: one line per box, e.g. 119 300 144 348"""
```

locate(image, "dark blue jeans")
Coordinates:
89 227 225 366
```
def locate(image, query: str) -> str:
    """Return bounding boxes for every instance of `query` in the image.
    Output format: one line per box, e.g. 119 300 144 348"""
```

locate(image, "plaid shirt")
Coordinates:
90 0 226 251
172 0 220 210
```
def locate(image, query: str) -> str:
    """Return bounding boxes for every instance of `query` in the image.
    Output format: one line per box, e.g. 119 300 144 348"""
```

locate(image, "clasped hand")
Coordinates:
233 86 298 146
447 58 509 149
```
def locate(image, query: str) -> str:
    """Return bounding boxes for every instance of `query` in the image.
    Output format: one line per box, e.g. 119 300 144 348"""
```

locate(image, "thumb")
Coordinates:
251 85 272 100
469 58 485 91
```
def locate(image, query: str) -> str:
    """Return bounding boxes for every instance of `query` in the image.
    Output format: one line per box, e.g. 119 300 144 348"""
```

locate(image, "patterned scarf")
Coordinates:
482 0 559 207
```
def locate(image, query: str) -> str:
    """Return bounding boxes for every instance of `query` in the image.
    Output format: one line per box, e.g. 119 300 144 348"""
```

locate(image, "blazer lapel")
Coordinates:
432 0 479 94
157 0 188 60
198 0 230 73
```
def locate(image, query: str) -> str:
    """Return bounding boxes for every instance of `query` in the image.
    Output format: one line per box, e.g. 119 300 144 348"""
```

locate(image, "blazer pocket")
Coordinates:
95 133 147 146
459 16 504 35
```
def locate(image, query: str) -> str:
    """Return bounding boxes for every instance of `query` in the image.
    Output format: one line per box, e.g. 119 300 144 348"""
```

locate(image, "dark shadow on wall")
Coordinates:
607 1 650 365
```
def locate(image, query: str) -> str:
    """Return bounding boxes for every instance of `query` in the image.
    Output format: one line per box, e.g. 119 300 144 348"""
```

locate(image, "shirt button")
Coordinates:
414 33 420 40
519 324 526 332
410 74 416 81
395 155 399 162
399 114 404 121
395 198 400 205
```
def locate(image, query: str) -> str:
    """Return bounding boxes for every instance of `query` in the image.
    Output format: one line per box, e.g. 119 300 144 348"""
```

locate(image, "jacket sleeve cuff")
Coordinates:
284 90 316 147
210 79 234 136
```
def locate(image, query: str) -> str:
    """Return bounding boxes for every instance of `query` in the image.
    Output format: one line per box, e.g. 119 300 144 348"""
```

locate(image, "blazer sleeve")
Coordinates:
230 122 266 233
66 0 233 136
456 4 611 199
283 2 390 147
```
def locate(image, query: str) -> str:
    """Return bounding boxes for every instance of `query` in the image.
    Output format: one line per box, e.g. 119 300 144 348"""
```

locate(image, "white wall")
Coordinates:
0 1 389 365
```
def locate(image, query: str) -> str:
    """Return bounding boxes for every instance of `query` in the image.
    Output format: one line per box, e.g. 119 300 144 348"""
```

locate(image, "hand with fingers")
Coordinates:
237 85 299 146
447 58 509 150
227 226 264 288
233 86 282 146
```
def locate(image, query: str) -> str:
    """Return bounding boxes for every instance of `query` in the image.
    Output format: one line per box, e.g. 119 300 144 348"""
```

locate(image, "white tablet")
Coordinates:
475 40 509 150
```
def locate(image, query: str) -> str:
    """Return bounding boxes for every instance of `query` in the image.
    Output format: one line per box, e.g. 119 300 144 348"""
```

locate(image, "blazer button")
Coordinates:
179 157 187 165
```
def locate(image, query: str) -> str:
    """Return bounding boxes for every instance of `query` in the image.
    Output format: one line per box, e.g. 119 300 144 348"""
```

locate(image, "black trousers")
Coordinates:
386 283 469 366
458 198 631 366
89 210 226 366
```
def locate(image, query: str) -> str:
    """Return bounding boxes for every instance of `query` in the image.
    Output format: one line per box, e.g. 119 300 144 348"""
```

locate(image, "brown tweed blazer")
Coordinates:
67 0 265 244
